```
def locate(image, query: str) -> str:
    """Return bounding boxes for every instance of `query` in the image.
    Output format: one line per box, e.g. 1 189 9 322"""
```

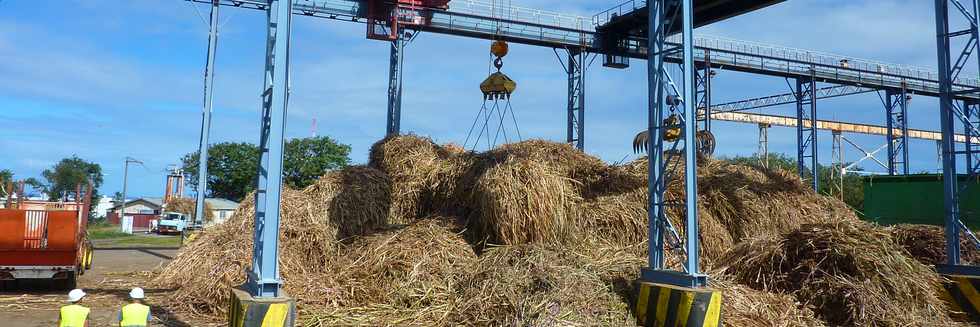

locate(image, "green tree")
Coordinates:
182 136 350 202
0 169 12 197
40 156 103 213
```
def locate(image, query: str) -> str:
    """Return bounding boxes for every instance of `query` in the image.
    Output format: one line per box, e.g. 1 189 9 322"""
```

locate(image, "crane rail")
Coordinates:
713 111 980 144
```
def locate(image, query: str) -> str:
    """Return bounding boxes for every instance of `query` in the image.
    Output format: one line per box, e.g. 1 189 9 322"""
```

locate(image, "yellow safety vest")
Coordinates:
59 304 90 327
120 303 150 327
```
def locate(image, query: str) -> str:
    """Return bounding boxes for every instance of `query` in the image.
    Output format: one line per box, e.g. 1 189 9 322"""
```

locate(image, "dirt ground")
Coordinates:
0 248 220 326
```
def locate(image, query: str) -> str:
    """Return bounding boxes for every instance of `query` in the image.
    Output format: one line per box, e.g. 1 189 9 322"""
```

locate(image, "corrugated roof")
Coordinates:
205 198 240 210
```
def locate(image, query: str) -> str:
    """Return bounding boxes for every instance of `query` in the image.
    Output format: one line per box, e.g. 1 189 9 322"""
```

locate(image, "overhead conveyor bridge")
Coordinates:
190 0 980 101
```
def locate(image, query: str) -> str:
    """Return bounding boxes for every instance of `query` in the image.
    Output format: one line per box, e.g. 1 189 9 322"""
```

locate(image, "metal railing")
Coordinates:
450 0 591 32
689 34 980 88
198 0 980 98
592 0 644 27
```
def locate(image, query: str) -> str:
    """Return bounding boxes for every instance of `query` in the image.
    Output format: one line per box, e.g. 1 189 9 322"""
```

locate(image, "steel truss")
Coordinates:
387 31 416 136
796 75 819 191
556 48 593 150
644 0 706 288
935 0 980 276
696 50 713 131
882 88 911 175
758 123 770 168
830 130 891 199
712 85 873 114
249 0 293 298
965 100 980 174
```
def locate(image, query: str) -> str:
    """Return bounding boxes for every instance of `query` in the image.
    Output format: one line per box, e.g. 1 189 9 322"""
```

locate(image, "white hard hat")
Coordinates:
67 289 86 302
129 287 145 299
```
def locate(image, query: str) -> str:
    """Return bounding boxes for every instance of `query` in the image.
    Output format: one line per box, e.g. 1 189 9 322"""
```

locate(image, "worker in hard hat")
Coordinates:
58 289 90 327
118 287 152 326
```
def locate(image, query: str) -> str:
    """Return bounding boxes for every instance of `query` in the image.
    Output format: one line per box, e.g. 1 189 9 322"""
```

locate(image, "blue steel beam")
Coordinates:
884 89 910 175
386 33 407 136
679 0 701 281
796 76 819 191
935 0 980 276
967 101 980 174
645 0 667 274
935 0 962 269
642 0 706 289
195 0 219 226
249 0 293 298
564 49 588 150
695 50 712 131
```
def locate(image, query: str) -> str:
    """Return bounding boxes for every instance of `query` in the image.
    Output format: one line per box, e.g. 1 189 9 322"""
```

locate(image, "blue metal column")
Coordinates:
386 34 406 136
567 49 586 150
645 0 667 273
796 75 819 191
966 100 980 176
195 0 219 226
885 88 910 175
642 0 706 288
248 0 293 298
696 50 712 132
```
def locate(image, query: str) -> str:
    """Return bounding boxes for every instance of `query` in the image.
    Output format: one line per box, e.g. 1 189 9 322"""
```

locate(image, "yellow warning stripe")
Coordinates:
675 291 694 327
955 277 980 312
262 303 289 327
656 286 670 327
703 292 723 327
633 283 722 327
636 284 651 324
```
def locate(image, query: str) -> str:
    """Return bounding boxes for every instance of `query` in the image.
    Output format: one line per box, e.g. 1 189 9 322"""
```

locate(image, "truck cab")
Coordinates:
156 212 187 235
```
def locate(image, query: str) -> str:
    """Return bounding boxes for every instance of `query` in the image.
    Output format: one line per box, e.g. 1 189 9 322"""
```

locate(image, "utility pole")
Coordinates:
120 157 143 233
195 0 220 230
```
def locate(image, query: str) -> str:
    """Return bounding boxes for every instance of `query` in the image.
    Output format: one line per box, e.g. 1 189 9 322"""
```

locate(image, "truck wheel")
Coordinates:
85 249 93 270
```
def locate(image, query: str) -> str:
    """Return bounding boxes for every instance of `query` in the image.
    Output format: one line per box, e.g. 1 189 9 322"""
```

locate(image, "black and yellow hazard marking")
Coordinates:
939 274 980 323
228 287 297 327
632 281 722 327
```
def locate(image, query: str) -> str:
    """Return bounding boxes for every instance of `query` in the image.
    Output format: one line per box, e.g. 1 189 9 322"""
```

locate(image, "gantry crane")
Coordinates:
174 1 980 325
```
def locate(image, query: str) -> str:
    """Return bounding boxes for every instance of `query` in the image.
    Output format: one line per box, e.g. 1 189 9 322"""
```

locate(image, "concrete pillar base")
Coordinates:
939 274 980 323
228 286 296 327
632 281 722 327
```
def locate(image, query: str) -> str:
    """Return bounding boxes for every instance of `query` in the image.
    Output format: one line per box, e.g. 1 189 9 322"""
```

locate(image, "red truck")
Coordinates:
0 185 94 290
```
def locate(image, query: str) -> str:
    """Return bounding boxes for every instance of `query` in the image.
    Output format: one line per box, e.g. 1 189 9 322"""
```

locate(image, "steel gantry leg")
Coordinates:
884 88 910 175
560 48 590 150
386 32 411 136
195 0 219 227
758 123 770 168
696 50 712 132
249 0 293 298
830 130 844 201
643 0 706 288
796 75 819 191
934 0 980 276
966 100 980 176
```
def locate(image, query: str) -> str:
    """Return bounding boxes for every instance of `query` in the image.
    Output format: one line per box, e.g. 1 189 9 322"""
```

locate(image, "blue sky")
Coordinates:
0 0 962 198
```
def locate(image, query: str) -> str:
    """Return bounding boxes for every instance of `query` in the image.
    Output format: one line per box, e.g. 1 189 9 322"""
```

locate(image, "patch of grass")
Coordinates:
87 222 180 248
89 229 134 240
99 235 180 248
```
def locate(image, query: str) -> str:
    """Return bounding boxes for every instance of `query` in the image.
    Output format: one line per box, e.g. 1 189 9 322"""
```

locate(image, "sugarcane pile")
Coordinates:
154 135 972 326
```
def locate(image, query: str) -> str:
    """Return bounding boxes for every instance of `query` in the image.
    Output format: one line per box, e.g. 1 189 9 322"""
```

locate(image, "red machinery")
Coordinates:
0 184 93 289
366 0 452 40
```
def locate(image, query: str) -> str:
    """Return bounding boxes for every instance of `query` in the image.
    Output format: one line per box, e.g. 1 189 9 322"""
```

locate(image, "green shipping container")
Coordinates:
863 174 980 229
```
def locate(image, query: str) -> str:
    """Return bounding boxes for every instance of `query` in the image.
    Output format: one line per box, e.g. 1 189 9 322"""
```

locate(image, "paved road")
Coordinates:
0 248 202 327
